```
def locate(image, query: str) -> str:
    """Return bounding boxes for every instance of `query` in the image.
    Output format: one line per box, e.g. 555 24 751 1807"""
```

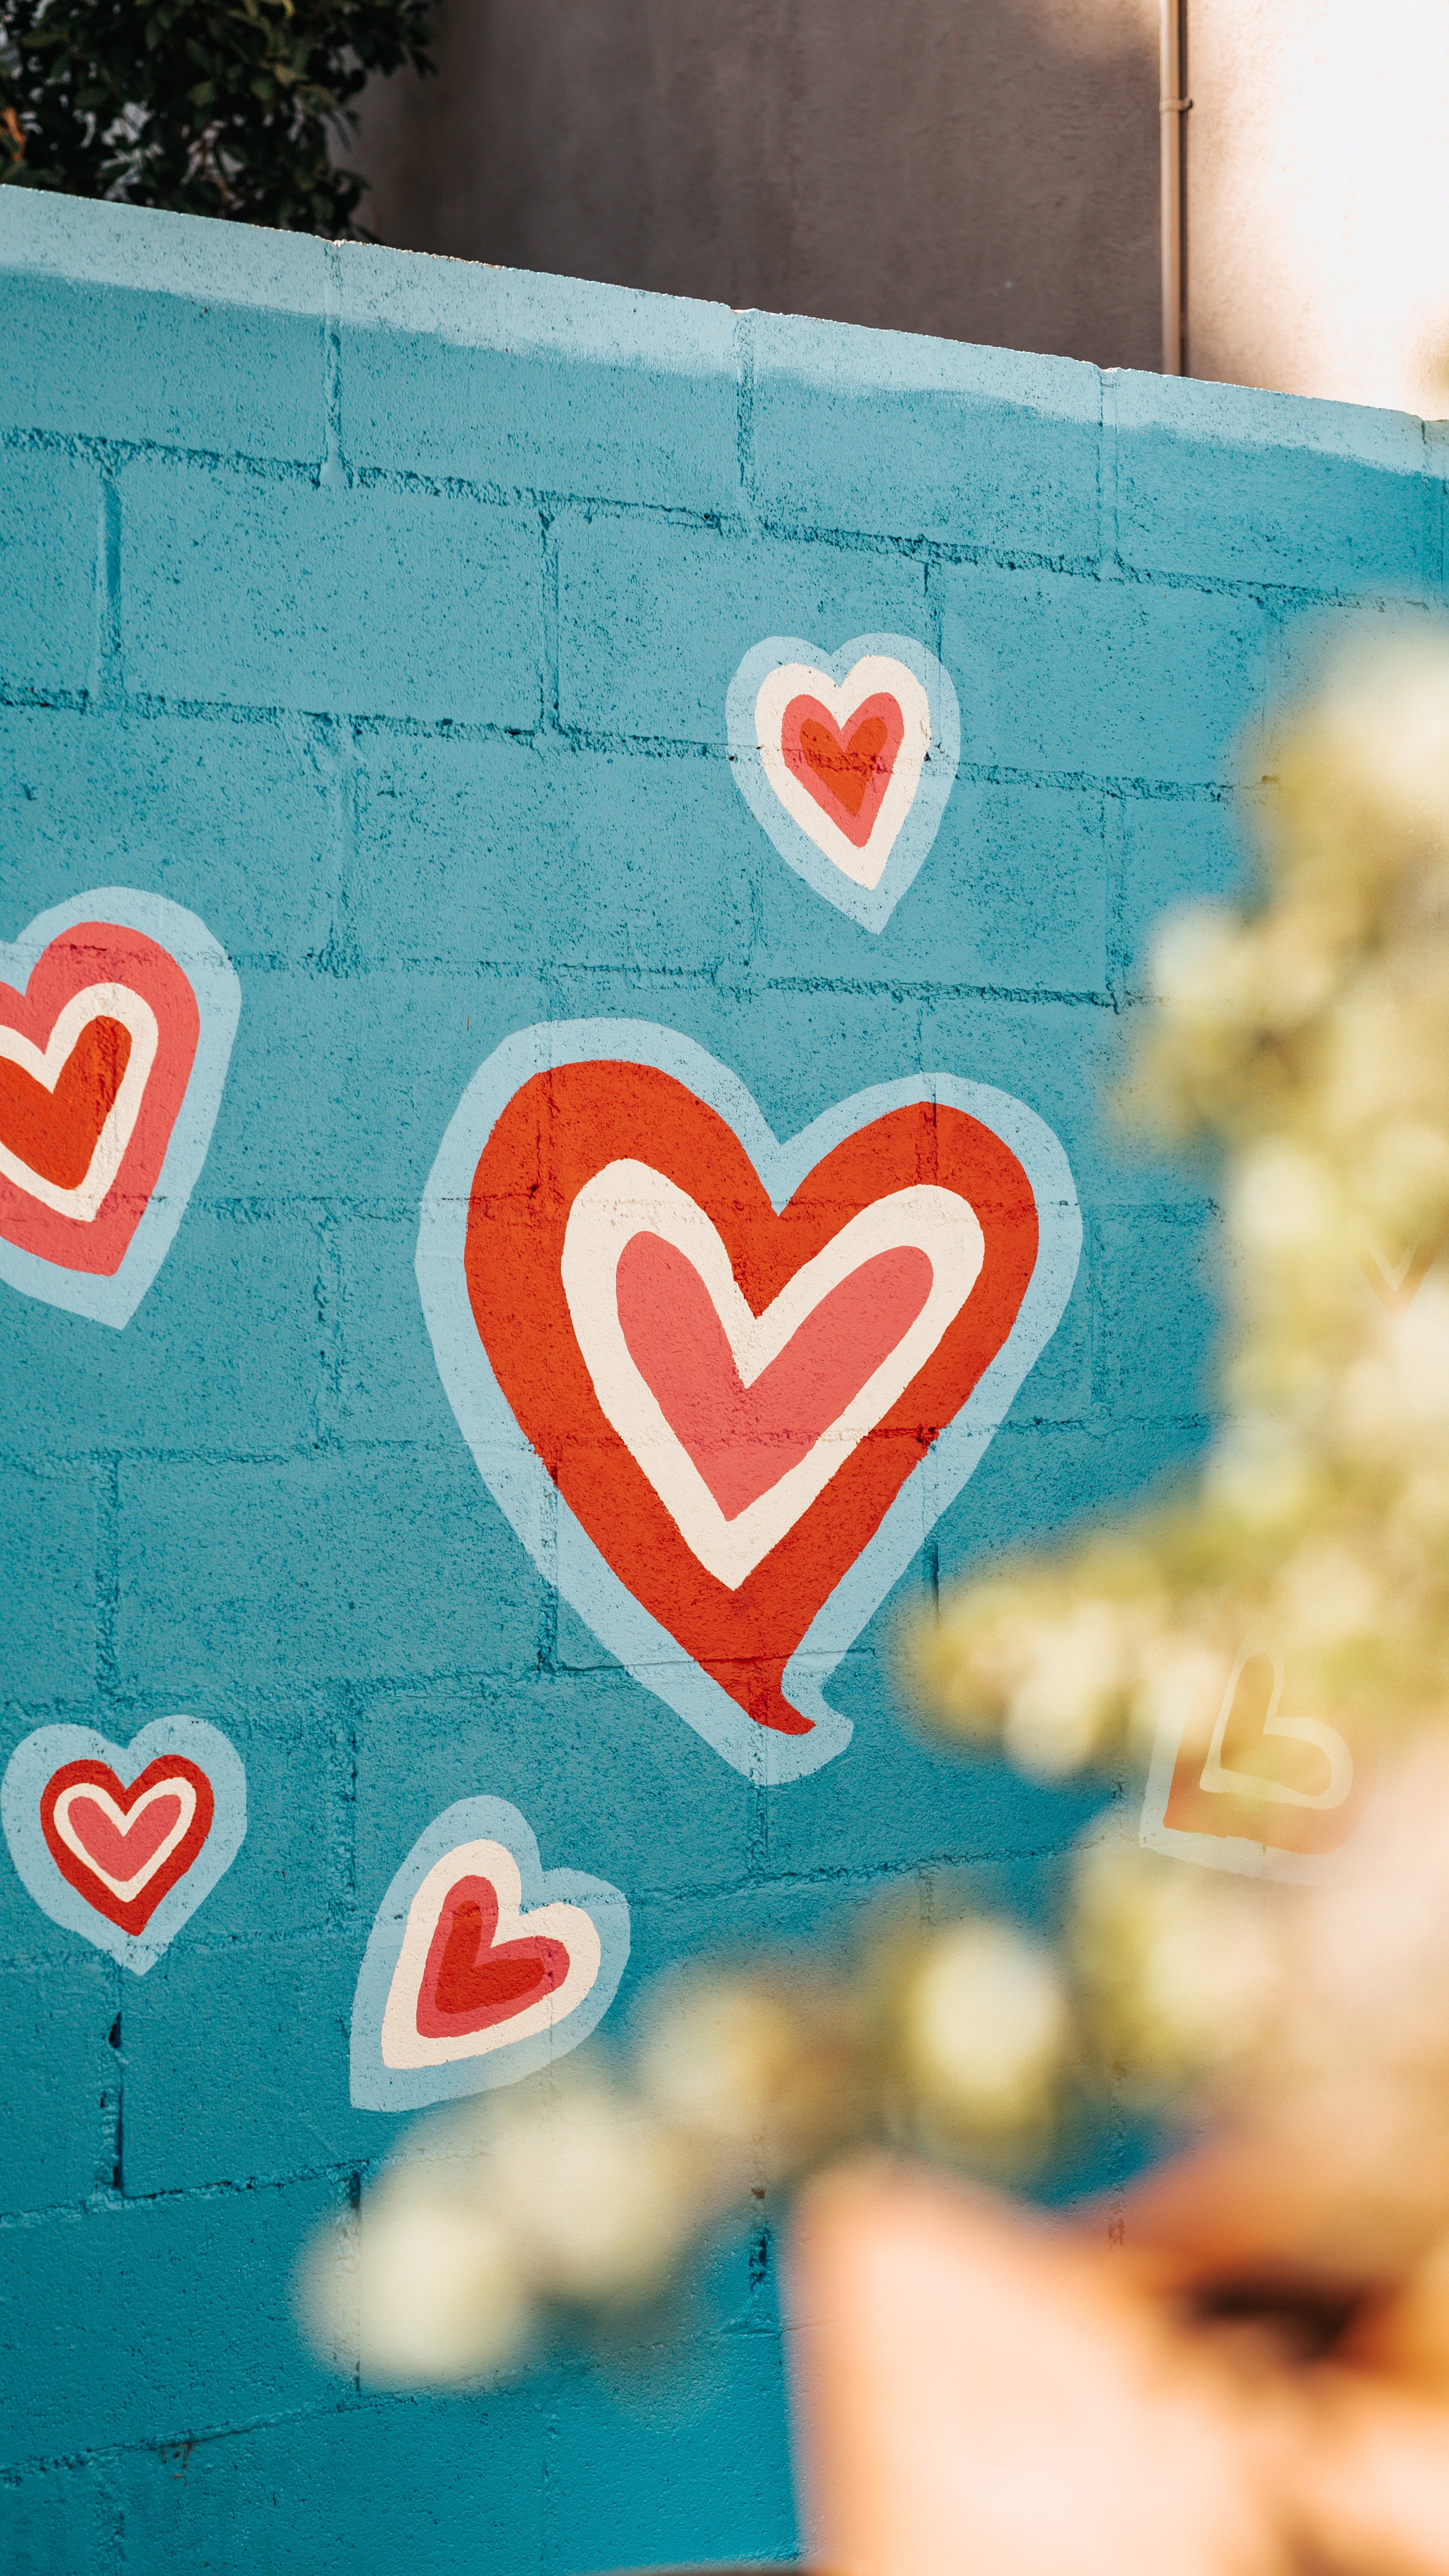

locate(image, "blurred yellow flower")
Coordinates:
899 1918 1072 2143
910 636 1449 1788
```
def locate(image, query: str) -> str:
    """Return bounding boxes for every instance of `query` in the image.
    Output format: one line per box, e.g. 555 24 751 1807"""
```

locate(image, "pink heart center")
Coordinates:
781 691 907 848
615 1233 934 1520
66 1791 182 1882
415 1876 572 2038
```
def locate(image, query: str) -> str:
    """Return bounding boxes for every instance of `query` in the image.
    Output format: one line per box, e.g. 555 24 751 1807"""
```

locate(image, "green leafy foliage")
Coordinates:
0 0 434 233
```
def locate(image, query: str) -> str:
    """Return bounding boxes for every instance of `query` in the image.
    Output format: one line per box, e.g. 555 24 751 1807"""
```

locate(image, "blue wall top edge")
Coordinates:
0 183 333 318
1 185 1442 469
1112 364 1435 469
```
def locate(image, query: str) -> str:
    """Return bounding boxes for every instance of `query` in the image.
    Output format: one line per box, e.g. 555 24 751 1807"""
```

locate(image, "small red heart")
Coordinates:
0 924 200 1277
39 1756 215 1935
415 1874 572 2038
782 692 906 848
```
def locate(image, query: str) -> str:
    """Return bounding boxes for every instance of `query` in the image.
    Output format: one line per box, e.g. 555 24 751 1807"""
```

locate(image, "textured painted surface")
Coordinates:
0 186 1442 2576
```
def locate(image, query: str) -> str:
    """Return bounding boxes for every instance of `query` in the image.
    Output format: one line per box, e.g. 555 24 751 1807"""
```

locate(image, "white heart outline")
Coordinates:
416 1022 1082 1785
727 633 961 932
563 1163 984 1588
754 656 934 891
0 888 242 1328
50 1773 199 1903
350 1797 630 2110
0 1716 247 1973
378 1837 603 2071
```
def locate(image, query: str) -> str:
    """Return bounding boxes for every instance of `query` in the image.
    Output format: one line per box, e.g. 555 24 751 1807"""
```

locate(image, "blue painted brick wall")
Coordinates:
0 189 1442 2576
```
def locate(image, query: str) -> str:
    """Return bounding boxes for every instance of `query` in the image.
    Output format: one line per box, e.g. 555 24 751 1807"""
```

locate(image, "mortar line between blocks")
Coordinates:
104 2458 124 2576
95 1453 122 1710
320 244 348 491
541 512 562 732
106 1963 124 2209
311 1201 345 1453
338 1685 359 1917
733 310 757 521
90 474 122 705
1098 367 1120 578
1103 787 1128 1010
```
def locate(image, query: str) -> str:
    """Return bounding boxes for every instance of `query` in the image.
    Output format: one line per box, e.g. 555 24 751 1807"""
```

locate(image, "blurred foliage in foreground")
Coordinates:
301 635 1449 2389
912 640 1449 1784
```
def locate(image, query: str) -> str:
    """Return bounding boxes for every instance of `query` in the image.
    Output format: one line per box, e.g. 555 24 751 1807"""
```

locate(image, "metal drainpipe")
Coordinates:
1160 0 1191 374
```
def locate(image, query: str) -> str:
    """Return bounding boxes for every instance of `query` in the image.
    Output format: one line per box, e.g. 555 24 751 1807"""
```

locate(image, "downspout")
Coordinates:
1160 0 1190 374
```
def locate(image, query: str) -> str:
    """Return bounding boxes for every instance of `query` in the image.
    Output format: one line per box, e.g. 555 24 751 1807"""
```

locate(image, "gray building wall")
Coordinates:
353 0 1162 373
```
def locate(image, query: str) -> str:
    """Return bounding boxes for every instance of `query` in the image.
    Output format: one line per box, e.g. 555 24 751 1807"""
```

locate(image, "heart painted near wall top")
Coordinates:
0 888 241 1326
417 1023 1080 1782
726 634 961 932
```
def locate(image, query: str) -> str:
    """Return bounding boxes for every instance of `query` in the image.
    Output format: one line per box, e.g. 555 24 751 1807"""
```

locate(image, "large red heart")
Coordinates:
782 691 905 849
465 1062 1039 1740
0 923 200 1276
39 1755 215 1936
415 1873 573 2038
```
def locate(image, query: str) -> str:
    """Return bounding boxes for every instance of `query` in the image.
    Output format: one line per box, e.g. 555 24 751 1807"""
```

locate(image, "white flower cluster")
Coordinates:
909 636 1449 1783
298 1918 1088 2386
300 1724 1449 2387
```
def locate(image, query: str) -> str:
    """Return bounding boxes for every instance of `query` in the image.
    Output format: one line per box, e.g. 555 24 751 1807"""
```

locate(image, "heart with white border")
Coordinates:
417 1022 1080 1783
726 633 961 932
0 888 241 1327
350 1796 630 2110
1 1716 248 1972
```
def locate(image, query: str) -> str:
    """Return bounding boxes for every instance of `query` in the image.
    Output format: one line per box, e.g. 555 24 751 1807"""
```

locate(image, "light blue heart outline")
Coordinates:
416 1022 1082 1787
349 1795 631 2111
1 1715 248 1974
725 632 961 933
0 886 242 1328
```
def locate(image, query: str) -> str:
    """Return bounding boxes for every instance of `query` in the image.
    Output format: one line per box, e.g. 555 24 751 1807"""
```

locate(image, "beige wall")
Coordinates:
353 0 1162 372
1186 0 1449 415
353 0 1449 415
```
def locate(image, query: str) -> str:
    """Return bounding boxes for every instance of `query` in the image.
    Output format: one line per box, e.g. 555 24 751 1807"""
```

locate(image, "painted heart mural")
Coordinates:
1139 1642 1378 1884
417 1022 1081 1781
726 634 961 932
0 888 241 1326
350 1796 630 2109
1 1716 248 1972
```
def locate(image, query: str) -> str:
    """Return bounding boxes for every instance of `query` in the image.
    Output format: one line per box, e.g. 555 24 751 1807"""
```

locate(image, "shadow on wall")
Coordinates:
351 0 1161 371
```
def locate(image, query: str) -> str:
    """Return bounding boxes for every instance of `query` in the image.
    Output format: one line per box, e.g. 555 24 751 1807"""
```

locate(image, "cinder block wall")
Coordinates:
0 191 1442 2576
